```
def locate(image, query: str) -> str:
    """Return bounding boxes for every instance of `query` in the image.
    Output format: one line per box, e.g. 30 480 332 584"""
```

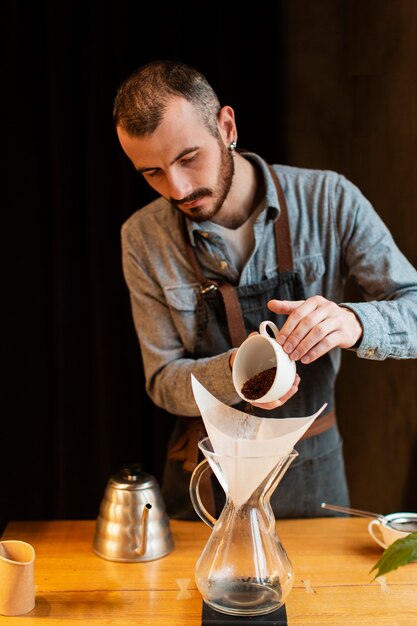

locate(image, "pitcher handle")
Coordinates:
189 459 217 528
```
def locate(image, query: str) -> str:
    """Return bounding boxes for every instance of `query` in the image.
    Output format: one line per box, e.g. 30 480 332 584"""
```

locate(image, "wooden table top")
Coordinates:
1 517 417 624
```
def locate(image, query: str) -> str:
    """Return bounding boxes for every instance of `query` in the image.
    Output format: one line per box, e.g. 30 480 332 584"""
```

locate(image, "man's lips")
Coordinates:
181 198 202 208
173 189 212 209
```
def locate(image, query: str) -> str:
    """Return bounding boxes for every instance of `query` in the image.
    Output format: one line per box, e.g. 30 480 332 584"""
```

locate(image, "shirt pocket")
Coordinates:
163 283 200 353
294 254 326 290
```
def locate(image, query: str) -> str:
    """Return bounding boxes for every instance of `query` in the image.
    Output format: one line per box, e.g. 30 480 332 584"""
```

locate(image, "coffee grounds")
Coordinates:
241 367 277 400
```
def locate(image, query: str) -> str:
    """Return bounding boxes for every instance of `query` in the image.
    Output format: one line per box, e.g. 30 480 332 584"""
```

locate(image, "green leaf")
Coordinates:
370 532 417 579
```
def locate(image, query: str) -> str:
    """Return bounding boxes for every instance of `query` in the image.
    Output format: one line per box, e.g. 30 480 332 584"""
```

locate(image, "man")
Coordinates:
114 60 417 519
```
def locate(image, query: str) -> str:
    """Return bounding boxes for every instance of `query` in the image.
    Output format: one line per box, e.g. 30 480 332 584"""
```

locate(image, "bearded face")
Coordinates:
170 136 235 223
117 97 238 225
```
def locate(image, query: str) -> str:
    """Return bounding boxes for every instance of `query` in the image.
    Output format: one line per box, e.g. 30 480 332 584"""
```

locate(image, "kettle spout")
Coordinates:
134 503 152 556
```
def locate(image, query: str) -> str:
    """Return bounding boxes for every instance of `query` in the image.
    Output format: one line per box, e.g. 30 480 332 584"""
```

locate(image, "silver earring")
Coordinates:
228 140 237 152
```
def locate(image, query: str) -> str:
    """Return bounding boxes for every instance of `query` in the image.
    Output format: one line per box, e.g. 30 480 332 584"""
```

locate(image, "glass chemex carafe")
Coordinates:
189 436 298 617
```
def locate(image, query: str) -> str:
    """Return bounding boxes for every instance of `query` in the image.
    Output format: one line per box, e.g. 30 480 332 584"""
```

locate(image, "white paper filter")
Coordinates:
191 375 327 506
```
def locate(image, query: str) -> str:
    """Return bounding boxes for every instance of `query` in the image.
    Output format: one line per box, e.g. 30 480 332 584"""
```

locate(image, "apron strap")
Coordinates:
181 219 247 347
217 282 248 348
268 166 294 273
181 165 293 347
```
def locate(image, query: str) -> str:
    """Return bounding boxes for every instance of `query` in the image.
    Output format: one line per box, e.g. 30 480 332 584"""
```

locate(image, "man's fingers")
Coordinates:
284 317 336 361
299 331 341 364
251 374 300 409
267 296 363 364
267 299 305 315
273 299 324 347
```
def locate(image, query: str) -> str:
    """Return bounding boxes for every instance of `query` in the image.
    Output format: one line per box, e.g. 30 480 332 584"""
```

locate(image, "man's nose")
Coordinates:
166 170 193 201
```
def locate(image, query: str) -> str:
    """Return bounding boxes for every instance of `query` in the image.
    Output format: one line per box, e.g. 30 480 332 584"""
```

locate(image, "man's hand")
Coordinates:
267 296 363 364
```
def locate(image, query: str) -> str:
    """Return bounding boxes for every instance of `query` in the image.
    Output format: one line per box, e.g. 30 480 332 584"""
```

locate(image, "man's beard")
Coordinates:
170 138 235 223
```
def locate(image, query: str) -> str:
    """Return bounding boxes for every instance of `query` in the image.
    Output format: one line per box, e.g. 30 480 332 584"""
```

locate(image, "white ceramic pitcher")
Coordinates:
0 540 35 616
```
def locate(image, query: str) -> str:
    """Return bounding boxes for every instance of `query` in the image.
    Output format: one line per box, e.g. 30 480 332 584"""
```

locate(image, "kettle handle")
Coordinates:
189 459 217 528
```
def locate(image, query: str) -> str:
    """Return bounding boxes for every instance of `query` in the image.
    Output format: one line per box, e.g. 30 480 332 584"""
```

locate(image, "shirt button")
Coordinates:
219 260 229 270
364 348 375 357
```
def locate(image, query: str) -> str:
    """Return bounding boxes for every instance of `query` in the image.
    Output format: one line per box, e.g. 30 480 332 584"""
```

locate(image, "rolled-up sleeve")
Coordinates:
121 216 240 416
335 175 417 360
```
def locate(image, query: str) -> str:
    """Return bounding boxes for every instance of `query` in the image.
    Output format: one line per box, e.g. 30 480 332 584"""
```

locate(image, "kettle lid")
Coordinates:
109 463 156 490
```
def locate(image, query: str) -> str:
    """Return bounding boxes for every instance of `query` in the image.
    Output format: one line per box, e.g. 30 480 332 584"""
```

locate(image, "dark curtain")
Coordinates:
2 1 284 530
278 0 417 515
2 1 417 532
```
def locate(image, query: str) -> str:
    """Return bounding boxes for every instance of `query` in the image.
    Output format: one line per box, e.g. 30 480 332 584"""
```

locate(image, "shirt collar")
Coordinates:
185 151 280 246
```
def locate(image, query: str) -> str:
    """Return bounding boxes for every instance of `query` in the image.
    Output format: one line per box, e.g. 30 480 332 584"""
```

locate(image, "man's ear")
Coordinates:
217 105 237 145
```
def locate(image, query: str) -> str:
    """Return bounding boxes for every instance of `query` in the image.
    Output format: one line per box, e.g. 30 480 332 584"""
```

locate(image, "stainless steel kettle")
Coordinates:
92 464 174 562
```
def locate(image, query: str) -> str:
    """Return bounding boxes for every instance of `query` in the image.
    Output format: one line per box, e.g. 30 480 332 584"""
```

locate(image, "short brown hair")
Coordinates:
113 60 221 137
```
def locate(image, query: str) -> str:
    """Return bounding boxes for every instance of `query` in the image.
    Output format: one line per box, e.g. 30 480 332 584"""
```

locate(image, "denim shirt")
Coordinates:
121 153 417 416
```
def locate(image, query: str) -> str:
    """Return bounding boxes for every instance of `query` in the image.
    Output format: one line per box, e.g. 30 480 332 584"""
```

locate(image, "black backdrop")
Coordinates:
3 1 417 532
2 2 287 530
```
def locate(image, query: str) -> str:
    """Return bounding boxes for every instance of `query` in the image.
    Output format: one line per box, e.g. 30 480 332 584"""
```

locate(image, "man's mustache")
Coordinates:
171 188 213 205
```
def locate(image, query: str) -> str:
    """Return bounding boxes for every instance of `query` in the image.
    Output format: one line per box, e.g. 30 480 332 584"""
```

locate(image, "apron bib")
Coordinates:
162 167 349 519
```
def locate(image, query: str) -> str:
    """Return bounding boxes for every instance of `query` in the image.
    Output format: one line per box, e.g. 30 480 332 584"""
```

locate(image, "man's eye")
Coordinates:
144 170 160 178
181 154 197 166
